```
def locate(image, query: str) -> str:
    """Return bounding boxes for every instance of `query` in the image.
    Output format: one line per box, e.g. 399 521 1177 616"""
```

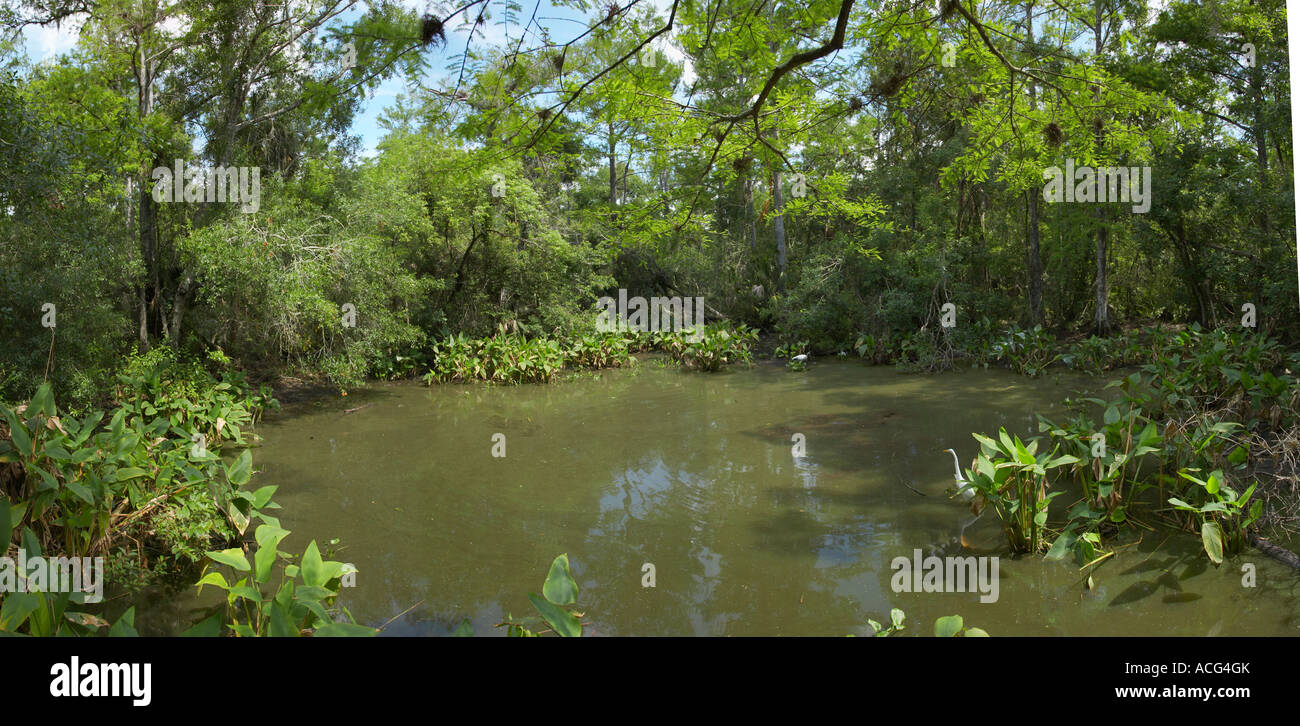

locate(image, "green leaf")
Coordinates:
253 525 290 584
180 613 224 637
250 485 278 509
1103 405 1120 425
31 383 55 418
314 622 378 637
195 571 230 593
934 615 964 637
268 602 298 637
5 413 31 458
207 548 250 572
0 592 40 631
528 593 581 637
301 540 326 587
964 627 989 637
1045 531 1077 560
1201 521 1224 565
226 449 252 487
109 606 139 637
114 467 149 482
542 553 578 605
453 619 474 637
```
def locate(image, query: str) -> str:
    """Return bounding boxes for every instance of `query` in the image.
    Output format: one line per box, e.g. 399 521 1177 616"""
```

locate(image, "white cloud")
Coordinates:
25 16 84 61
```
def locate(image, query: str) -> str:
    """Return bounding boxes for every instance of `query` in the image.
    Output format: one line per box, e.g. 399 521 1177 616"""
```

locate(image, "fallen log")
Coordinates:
1250 533 1300 571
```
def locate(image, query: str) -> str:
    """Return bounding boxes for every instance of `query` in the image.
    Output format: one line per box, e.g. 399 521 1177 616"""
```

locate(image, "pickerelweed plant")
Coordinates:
1168 468 1262 564
961 428 1079 554
195 524 375 637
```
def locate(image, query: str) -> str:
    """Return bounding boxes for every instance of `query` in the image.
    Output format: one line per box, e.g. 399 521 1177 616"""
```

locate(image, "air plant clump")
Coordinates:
732 156 751 173
551 52 565 72
1044 121 1064 147
848 96 864 111
421 14 445 46
605 2 620 24
871 70 907 98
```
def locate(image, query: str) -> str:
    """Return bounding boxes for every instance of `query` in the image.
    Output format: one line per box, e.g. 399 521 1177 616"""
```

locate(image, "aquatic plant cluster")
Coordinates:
0 351 377 637
420 324 759 384
949 326 1300 570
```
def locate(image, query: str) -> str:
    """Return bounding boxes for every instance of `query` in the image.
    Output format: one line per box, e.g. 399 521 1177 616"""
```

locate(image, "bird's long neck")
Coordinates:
949 451 963 480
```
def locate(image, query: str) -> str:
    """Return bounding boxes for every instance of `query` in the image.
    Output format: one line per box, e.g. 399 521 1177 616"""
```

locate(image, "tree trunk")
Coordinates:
1024 2 1043 325
607 118 617 207
773 164 787 293
1092 0 1110 335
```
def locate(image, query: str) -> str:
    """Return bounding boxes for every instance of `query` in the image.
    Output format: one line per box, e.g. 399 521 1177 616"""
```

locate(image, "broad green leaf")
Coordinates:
250 485 278 509
528 593 581 637
114 467 149 481
31 383 54 418
314 622 378 637
1201 521 1224 565
207 548 250 572
268 602 297 637
5 413 31 458
1045 531 1077 560
195 571 230 593
253 525 290 583
934 615 964 637
180 613 224 637
226 449 252 486
109 606 139 637
0 592 40 631
1103 405 1120 425
542 553 578 605
301 540 326 587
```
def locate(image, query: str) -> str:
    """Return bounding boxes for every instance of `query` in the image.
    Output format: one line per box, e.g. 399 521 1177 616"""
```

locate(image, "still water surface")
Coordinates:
144 360 1300 635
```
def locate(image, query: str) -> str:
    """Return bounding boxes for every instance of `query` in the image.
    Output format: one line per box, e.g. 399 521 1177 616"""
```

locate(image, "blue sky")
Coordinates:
16 0 682 157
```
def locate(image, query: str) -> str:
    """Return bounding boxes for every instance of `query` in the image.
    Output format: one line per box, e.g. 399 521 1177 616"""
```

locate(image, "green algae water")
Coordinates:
141 360 1300 636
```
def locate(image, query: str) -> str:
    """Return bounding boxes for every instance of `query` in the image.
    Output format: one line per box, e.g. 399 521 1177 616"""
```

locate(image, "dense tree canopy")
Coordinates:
0 0 1294 402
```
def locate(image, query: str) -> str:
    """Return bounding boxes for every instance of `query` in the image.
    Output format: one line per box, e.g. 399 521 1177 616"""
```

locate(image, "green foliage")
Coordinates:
990 326 1059 377
866 608 906 637
195 525 374 637
0 366 279 595
0 525 139 637
934 615 989 637
962 428 1079 554
1168 469 1263 564
422 333 569 384
661 324 758 372
495 553 584 637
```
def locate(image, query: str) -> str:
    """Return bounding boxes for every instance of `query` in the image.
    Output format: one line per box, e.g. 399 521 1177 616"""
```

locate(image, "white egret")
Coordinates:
943 448 975 501
944 448 983 549
792 354 809 363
